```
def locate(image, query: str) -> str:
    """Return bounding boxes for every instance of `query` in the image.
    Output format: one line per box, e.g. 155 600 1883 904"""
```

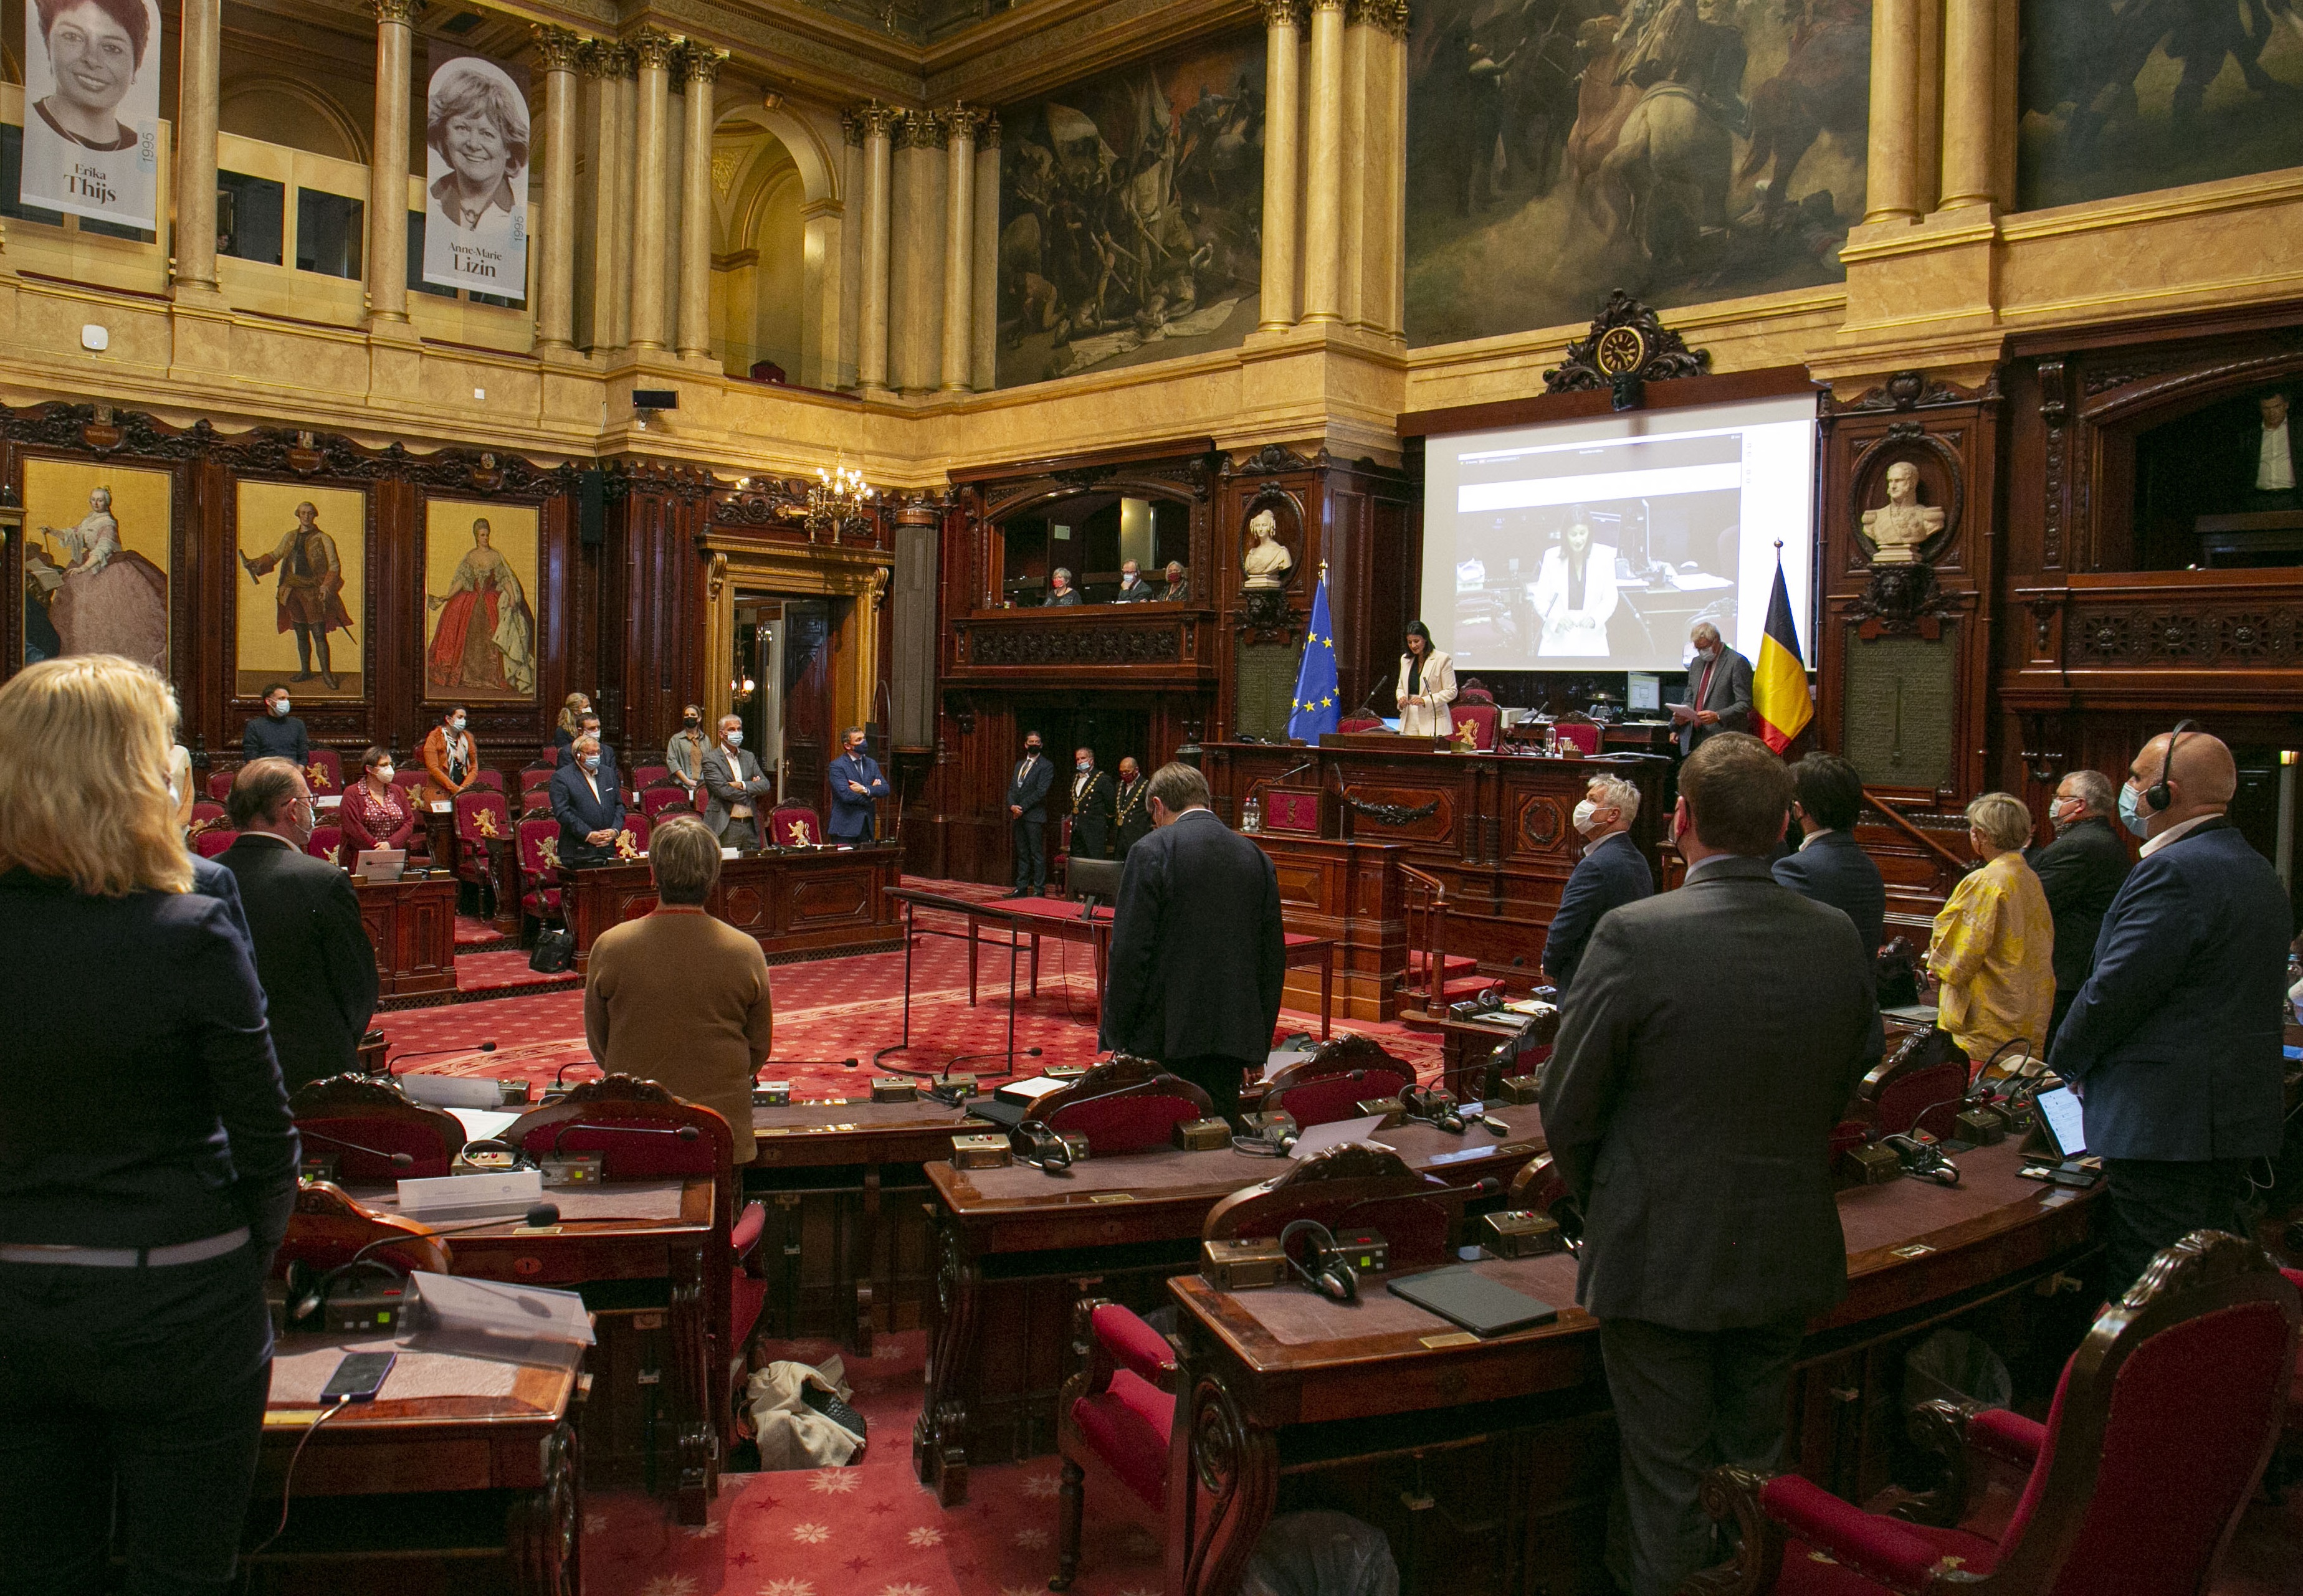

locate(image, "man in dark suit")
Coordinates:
2049 728 2290 1297
219 758 378 1088
1007 732 1055 896
1773 751 1886 951
550 734 627 867
1113 756 1154 855
575 712 620 782
1541 772 1653 994
1668 620 1753 756
2026 767 2132 1040
1542 733 1882 1596
1068 747 1115 860
1100 762 1286 1126
827 726 889 844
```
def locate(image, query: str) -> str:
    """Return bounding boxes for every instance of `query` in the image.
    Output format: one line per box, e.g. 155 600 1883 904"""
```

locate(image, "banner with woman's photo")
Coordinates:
422 45 531 295
18 0 164 229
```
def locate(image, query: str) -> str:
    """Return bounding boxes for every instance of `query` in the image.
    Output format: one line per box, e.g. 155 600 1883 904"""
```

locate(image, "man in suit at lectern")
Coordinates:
1007 732 1055 897
1668 620 1752 757
1543 733 1882 1596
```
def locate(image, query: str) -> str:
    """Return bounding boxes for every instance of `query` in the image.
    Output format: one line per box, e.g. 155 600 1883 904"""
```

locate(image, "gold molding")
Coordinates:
699 534 892 744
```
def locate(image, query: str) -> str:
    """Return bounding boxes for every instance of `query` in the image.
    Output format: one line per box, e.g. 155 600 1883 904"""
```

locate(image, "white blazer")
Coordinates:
1530 543 1619 657
1396 648 1456 737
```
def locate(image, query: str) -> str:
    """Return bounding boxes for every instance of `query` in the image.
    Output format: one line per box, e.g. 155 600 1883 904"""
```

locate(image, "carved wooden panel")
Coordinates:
790 872 873 927
1272 861 1325 908
2064 602 2301 666
722 885 768 929
1515 794 1568 855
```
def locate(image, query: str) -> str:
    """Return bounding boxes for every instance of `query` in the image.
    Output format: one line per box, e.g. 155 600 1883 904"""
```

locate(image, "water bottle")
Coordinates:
1242 796 1262 834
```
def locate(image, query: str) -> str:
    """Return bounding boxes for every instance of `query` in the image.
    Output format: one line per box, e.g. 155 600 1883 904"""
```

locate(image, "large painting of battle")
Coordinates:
2018 0 2303 211
1404 0 1869 347
995 31 1267 387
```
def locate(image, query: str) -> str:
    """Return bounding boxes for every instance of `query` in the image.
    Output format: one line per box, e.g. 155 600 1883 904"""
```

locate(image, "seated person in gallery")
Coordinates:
1112 560 1158 601
1861 461 1944 564
549 733 626 867
1045 568 1083 606
1158 560 1191 602
1242 510 1293 589
1530 519 1620 657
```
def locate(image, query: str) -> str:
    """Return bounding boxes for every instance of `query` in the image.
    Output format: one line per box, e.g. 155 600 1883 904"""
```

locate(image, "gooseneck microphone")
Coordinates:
390 1041 497 1073
300 1129 415 1170
548 1120 701 1159
340 1203 565 1271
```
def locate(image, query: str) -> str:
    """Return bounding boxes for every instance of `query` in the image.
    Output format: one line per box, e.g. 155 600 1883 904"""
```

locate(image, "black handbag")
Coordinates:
529 924 575 974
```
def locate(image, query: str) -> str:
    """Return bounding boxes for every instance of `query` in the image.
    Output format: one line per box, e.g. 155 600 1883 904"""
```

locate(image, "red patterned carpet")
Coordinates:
376 878 1443 1096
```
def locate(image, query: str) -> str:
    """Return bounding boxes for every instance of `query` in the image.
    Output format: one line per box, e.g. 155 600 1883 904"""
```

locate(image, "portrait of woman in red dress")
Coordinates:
424 515 535 696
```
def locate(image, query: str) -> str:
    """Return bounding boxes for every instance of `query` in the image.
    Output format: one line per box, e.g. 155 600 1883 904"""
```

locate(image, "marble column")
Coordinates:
364 0 419 328
1938 0 1996 211
1257 0 1304 332
677 44 723 361
893 110 946 395
970 116 1000 392
839 110 864 389
1299 0 1346 323
533 27 584 352
856 103 898 395
582 42 636 351
1862 0 1920 224
626 29 679 353
173 0 222 295
940 105 983 392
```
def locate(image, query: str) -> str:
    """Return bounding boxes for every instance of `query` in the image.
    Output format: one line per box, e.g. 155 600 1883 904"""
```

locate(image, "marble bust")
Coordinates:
1241 508 1294 589
1861 461 1944 566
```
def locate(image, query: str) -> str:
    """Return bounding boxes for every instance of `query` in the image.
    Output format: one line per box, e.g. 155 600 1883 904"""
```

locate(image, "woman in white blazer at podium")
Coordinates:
1396 621 1456 737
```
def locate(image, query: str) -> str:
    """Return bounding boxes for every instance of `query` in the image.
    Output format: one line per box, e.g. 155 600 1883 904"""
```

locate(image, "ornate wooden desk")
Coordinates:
561 843 903 971
249 1333 579 1596
1163 1141 2102 1596
914 1114 1547 1505
353 873 457 998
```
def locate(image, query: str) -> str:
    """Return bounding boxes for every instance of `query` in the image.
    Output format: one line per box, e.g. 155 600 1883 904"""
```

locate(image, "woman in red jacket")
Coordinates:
338 744 414 868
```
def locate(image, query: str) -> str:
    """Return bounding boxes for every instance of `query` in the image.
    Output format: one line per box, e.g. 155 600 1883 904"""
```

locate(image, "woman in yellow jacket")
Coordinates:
1927 791 2055 1076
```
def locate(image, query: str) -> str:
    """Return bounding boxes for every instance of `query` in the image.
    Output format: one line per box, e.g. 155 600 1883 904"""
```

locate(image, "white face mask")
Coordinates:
270 698 290 716
376 764 395 782
1573 799 1607 837
449 717 466 733
724 729 743 748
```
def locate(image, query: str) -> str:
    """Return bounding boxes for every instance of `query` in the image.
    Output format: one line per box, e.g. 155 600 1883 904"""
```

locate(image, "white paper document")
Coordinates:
1287 1114 1392 1160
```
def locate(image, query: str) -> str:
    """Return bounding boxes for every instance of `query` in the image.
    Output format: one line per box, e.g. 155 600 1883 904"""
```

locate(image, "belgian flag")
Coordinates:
1752 547 1812 754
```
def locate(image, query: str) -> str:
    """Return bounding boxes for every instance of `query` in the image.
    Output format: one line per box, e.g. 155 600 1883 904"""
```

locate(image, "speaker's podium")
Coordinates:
1248 784 1408 1022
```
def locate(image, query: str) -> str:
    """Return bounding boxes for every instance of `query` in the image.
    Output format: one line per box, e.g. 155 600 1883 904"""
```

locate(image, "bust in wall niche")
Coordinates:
1861 461 1945 566
1241 508 1294 591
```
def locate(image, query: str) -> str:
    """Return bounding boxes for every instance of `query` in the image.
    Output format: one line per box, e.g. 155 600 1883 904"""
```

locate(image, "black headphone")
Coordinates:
1277 1218 1358 1303
2144 719 2199 815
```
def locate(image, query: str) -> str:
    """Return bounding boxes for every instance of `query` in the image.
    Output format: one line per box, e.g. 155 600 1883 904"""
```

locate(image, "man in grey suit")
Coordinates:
701 715 774 847
1668 620 1753 756
1542 733 1883 1596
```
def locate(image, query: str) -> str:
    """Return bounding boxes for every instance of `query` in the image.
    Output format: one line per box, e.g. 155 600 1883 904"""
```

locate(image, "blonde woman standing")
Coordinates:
1928 792 2056 1075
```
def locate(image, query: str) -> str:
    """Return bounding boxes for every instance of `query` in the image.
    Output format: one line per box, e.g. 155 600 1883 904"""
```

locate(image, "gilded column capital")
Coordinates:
1309 0 1346 12
370 0 420 26
900 109 947 150
681 42 726 83
532 25 586 74
1346 0 1409 36
580 39 636 79
842 108 865 147
945 103 986 145
630 28 684 73
858 101 904 142
1260 0 1308 30
979 113 999 151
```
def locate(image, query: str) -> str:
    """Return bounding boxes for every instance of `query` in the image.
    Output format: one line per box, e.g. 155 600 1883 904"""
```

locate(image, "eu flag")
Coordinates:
1287 567 1340 744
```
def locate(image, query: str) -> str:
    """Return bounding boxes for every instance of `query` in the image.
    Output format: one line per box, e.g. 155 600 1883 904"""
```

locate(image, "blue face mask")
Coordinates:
2117 781 2151 838
582 754 601 773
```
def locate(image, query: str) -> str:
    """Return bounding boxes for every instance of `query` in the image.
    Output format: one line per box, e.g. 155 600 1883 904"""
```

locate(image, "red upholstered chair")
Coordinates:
206 767 237 802
1036 1056 1218 1156
630 763 669 791
470 767 505 792
290 1073 466 1183
305 824 342 862
1685 1231 2301 1596
1452 700 1501 751
1457 679 1496 705
1259 1034 1417 1129
303 749 344 796
193 827 239 858
389 767 429 805
612 812 652 862
1051 1299 1180 1591
189 800 228 838
768 805 821 848
1337 713 1386 733
1550 717 1601 756
515 815 565 930
518 764 556 807
454 788 514 913
641 782 697 820
1856 1027 1970 1142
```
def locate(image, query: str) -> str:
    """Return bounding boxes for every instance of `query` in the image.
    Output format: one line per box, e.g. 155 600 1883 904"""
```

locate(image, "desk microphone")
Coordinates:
390 1041 497 1073
341 1202 565 1270
1338 1176 1503 1218
548 1120 701 1159
1274 758 1317 786
553 1058 601 1089
754 1060 861 1077
300 1130 414 1170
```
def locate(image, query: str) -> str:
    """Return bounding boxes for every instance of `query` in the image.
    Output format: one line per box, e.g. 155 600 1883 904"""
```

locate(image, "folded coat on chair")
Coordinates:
745 1356 865 1471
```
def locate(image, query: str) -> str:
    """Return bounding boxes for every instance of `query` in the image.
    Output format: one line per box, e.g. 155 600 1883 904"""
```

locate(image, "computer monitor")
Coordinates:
1626 672 1661 713
1068 857 1123 909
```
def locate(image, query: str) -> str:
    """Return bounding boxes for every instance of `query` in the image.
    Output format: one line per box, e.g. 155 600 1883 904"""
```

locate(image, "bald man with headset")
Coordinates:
2048 723 2292 1296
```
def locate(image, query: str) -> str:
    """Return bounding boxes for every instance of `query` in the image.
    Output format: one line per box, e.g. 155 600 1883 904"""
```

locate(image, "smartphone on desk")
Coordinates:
320 1351 396 1403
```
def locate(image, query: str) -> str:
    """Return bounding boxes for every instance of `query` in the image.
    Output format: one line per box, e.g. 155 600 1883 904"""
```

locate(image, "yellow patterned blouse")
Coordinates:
1928 850 2056 1070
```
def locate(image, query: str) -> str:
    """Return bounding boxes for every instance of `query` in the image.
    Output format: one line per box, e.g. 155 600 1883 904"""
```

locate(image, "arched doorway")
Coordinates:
708 103 845 389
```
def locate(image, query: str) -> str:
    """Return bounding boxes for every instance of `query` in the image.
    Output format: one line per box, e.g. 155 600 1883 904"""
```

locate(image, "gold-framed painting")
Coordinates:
422 498 538 701
232 482 368 700
21 458 172 673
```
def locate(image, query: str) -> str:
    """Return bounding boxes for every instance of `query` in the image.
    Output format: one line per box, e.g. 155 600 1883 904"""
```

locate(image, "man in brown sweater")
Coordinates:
582 814 773 1159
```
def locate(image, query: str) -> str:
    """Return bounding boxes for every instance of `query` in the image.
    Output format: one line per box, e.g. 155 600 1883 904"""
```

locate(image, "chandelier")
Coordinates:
806 459 874 541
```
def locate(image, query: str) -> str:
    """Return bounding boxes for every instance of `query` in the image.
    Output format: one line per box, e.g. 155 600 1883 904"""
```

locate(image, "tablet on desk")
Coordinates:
355 849 406 883
1388 1266 1558 1337
2033 1085 2087 1160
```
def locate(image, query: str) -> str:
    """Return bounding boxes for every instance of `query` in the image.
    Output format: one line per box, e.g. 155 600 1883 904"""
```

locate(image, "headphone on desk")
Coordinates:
2143 719 2199 815
1277 1218 1358 1303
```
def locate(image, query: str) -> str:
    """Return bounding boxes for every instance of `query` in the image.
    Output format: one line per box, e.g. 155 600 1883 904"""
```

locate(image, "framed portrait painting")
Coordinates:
21 457 171 672
422 498 538 702
232 482 367 701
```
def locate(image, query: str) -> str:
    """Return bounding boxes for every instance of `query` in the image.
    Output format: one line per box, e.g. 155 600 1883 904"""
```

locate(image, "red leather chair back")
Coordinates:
304 749 344 796
769 807 821 847
518 766 556 805
454 788 512 846
307 825 343 862
1036 1057 1219 1156
641 783 695 819
516 815 562 881
630 764 669 791
193 828 239 858
472 767 505 792
189 800 228 836
1552 721 1601 756
1204 1145 1459 1272
291 1075 465 1182
505 1075 732 1190
206 767 236 803
1261 1037 1418 1128
613 812 652 861
389 768 430 807
1453 702 1500 751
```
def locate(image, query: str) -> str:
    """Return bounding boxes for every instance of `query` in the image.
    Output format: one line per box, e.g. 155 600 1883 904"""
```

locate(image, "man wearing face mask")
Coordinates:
1772 753 1886 953
2048 726 2290 1297
1667 621 1752 756
1113 757 1154 855
702 716 775 848
1542 774 1653 994
665 705 710 795
550 733 627 866
1067 747 1115 860
827 726 888 845
1007 734 1055 897
2024 768 2130 1040
242 682 309 765
217 759 379 1088
420 705 480 805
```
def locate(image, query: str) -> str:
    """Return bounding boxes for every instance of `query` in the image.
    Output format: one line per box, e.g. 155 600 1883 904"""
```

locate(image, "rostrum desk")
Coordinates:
560 843 903 971
1161 1139 2103 1596
353 873 459 999
913 1116 1548 1505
